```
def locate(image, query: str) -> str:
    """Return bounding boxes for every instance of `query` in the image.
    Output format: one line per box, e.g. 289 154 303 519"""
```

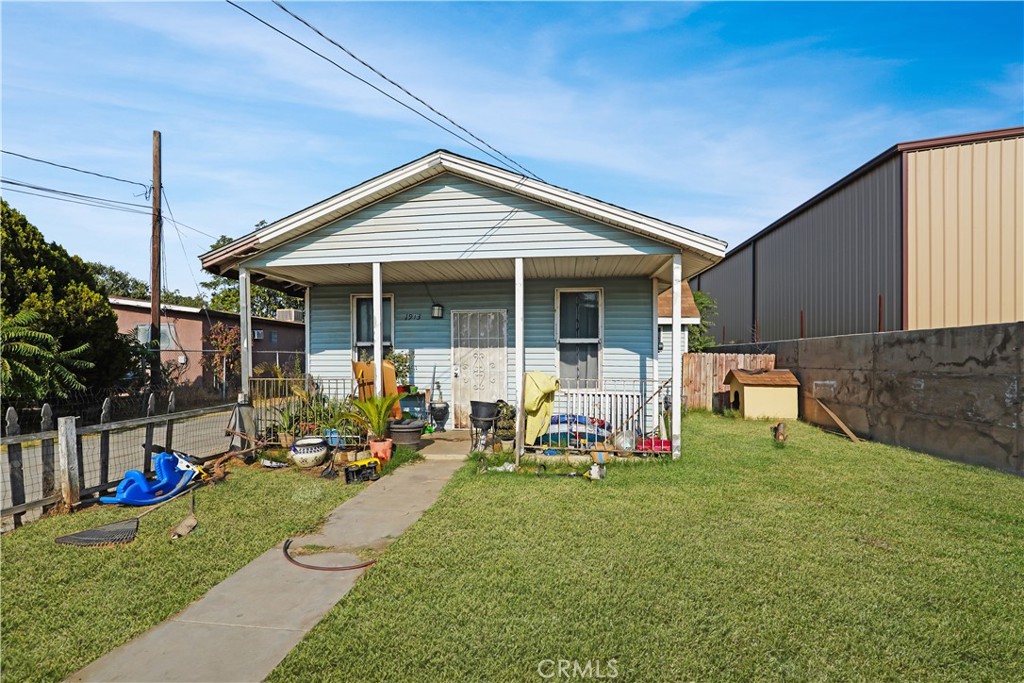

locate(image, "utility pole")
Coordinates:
150 130 163 389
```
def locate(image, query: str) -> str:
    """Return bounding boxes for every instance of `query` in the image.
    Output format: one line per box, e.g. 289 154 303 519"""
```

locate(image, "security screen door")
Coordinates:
451 310 507 429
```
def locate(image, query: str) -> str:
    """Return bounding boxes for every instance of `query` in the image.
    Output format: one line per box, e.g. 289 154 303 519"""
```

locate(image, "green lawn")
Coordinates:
0 448 420 683
269 414 1024 683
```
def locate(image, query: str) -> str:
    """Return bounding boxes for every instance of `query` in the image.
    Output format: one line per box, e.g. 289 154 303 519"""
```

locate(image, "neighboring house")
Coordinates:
110 298 305 387
691 127 1023 343
201 149 726 456
656 283 701 384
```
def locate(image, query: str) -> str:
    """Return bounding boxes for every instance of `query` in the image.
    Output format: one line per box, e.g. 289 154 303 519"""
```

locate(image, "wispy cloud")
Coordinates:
3 2 1021 291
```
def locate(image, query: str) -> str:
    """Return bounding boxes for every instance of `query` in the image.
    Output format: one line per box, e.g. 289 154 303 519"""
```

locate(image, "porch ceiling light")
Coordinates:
431 303 444 319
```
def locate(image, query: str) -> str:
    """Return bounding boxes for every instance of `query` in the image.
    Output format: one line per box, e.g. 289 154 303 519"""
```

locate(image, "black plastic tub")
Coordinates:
470 401 499 431
389 419 426 446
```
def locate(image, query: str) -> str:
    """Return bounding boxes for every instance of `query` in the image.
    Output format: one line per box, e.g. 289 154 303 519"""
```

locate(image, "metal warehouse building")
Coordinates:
692 127 1023 343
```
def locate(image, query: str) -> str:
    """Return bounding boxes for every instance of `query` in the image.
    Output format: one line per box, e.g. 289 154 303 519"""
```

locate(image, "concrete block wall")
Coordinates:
714 322 1023 475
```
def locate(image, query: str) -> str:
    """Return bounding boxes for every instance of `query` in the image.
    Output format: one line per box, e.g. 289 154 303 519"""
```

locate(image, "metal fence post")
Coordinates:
57 416 80 508
165 392 176 452
99 398 112 487
144 393 156 473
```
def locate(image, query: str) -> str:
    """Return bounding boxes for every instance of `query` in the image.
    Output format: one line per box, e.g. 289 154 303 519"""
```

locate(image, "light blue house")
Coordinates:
201 150 726 457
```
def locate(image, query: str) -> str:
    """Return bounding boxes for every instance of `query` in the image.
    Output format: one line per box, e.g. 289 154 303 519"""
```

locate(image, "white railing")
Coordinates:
552 379 668 442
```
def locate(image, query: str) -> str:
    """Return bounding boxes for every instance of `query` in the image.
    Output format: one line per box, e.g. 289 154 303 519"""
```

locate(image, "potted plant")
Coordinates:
495 400 517 451
277 403 300 448
344 393 404 462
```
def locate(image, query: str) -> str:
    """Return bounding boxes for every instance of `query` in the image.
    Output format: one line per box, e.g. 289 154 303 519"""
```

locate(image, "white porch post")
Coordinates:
372 262 383 396
303 287 311 375
514 257 525 461
651 278 660 391
671 253 682 459
239 266 253 400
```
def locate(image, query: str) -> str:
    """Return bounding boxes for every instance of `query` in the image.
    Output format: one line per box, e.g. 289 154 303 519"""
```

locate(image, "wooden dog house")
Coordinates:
724 369 800 419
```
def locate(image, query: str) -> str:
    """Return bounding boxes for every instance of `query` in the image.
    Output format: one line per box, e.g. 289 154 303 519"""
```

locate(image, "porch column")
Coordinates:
671 253 682 459
651 278 660 394
239 266 253 400
303 286 311 375
372 261 383 396
514 257 525 461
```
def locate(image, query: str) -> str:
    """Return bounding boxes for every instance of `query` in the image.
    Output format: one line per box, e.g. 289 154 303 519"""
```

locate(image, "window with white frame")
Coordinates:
134 323 178 350
352 294 394 361
556 289 601 389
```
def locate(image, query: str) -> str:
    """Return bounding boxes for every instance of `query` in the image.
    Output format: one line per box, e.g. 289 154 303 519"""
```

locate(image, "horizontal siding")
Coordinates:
308 277 655 419
692 245 753 344
308 285 349 378
245 174 676 268
907 137 1024 329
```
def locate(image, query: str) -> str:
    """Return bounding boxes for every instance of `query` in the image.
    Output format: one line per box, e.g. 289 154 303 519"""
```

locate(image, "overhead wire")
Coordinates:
0 178 153 216
224 0 538 179
1 149 152 194
271 0 542 181
162 188 217 330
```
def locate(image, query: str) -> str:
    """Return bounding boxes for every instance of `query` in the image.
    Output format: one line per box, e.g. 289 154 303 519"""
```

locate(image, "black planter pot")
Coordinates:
389 420 425 446
429 401 450 431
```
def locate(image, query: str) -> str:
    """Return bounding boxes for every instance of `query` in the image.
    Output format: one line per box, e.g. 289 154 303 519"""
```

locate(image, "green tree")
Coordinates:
1 309 94 400
1 200 135 390
688 291 719 352
201 233 302 317
86 261 206 308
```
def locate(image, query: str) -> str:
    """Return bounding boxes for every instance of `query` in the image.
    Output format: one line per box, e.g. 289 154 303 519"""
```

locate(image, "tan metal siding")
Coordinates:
691 245 754 343
755 156 903 340
907 137 1024 328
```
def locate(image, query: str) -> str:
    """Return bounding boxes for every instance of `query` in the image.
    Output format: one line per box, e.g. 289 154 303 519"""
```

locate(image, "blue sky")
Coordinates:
2 1 1022 294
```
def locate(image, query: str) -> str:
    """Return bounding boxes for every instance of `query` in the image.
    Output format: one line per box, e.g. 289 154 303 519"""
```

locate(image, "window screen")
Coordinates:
557 290 601 388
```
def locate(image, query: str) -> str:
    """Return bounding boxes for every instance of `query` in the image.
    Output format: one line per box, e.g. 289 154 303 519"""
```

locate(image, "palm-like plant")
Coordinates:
344 393 403 441
1 309 92 400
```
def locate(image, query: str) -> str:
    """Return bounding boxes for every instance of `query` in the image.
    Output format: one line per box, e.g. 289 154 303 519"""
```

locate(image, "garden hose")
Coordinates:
281 539 377 571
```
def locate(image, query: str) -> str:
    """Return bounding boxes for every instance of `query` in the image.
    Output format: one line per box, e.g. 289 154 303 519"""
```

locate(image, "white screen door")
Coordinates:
451 310 507 429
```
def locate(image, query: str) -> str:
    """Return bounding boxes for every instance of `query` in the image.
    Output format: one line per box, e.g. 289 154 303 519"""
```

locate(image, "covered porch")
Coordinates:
201 149 726 458
236 253 701 458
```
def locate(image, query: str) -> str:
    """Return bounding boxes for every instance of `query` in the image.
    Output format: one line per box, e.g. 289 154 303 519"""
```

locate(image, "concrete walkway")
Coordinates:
68 458 463 683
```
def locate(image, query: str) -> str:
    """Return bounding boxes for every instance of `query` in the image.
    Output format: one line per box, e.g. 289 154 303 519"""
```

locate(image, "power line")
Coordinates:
271 0 542 181
162 189 217 327
1 150 152 194
0 186 153 216
0 178 153 216
1 176 219 240
224 0 538 178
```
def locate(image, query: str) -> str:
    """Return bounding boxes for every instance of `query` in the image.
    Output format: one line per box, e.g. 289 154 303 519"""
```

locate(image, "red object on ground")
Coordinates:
637 438 672 452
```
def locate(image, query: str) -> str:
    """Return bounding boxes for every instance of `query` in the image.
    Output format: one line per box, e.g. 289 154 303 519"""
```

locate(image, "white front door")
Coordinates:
451 309 507 429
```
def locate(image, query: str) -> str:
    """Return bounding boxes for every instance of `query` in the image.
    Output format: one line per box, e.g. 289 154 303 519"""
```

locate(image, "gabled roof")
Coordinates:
201 149 727 281
724 369 800 387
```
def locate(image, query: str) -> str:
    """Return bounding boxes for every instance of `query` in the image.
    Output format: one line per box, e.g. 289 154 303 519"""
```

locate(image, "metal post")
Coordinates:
372 261 383 396
514 257 525 461
239 266 252 399
671 253 682 460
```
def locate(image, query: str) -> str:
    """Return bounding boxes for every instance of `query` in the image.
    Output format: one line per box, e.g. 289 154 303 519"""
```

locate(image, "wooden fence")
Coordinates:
2 394 234 530
683 352 776 411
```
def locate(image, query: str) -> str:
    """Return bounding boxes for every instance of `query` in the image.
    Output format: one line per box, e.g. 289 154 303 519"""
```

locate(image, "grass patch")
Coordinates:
0 446 421 682
269 415 1024 682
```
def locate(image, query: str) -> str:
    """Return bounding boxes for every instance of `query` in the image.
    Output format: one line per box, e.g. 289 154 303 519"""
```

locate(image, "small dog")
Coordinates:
771 421 787 444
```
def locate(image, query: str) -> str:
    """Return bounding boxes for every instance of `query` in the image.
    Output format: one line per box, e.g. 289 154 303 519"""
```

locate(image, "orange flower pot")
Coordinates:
368 438 393 462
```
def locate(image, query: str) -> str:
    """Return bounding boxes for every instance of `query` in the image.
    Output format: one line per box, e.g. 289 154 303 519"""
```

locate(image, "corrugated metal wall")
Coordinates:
692 156 902 342
755 155 903 339
691 245 753 344
906 137 1024 329
308 277 655 412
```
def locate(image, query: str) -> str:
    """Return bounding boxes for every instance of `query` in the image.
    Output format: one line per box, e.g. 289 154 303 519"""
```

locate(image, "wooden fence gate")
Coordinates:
683 353 776 411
